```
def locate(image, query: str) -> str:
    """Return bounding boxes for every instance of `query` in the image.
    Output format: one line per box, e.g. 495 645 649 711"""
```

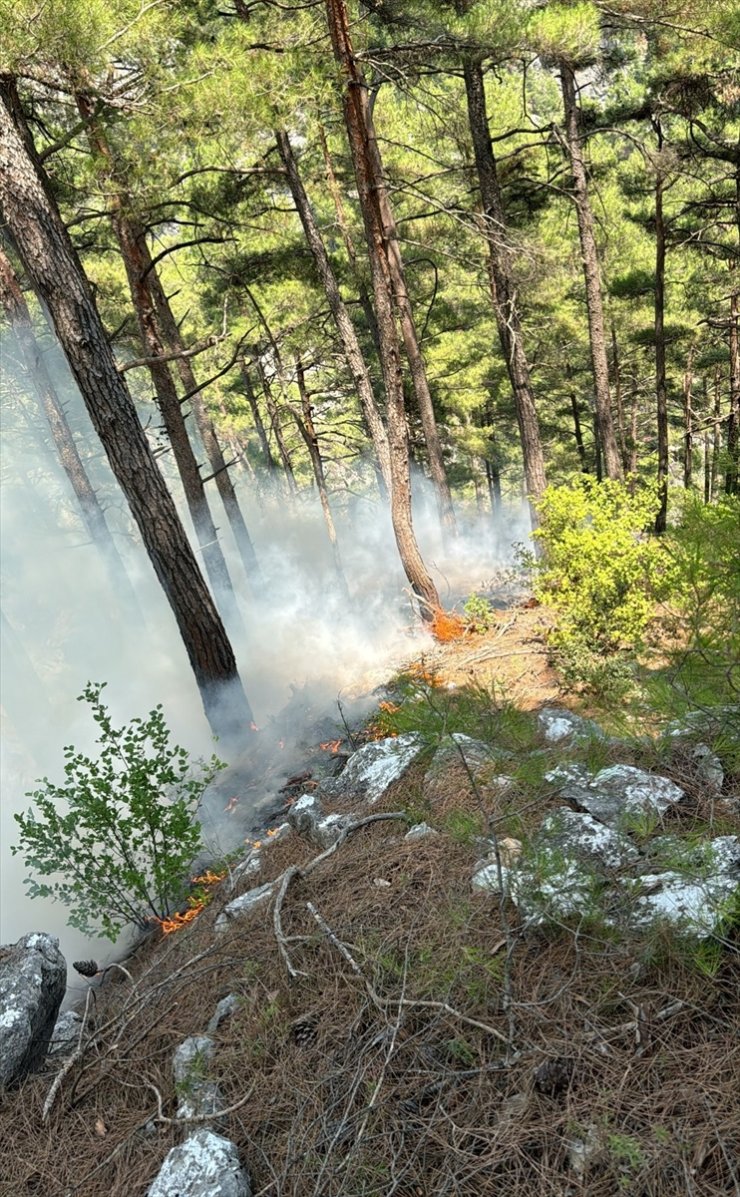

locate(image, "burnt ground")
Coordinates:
1 605 738 1197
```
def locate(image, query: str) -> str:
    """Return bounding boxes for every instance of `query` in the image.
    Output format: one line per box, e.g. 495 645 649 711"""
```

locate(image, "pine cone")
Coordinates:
73 959 100 978
291 1016 317 1047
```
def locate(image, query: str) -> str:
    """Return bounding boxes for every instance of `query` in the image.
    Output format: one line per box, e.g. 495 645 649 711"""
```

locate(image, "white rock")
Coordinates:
215 883 274 932
323 734 425 805
147 1129 250 1197
539 810 639 869
173 1035 220 1121
404 822 438 841
207 995 240 1034
575 765 684 828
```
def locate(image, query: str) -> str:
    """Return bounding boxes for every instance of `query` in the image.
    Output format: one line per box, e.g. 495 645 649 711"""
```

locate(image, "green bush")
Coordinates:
657 494 740 707
13 682 225 942
530 477 665 696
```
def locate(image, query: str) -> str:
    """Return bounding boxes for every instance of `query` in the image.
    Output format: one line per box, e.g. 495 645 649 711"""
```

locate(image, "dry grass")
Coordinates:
1 797 738 1197
2 615 738 1197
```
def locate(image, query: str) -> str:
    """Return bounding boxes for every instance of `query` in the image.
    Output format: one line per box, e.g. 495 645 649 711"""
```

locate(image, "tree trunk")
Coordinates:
726 282 739 495
275 128 391 494
464 60 546 520
0 81 253 744
324 0 440 618
610 322 628 473
318 123 382 360
361 103 456 535
0 244 141 613
711 365 722 500
144 266 263 588
255 358 298 490
240 360 280 478
76 95 242 618
292 356 350 599
559 63 622 481
654 140 669 532
683 343 695 490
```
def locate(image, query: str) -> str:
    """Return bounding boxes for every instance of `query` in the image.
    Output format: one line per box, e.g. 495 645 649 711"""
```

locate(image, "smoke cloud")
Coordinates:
0 320 530 1001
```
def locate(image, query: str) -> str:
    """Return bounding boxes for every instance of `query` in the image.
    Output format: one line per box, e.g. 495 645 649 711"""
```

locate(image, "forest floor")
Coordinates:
1 603 739 1197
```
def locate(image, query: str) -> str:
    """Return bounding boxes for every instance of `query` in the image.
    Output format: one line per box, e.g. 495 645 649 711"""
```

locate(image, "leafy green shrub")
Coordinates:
656 494 740 708
530 477 664 697
13 682 225 942
463 593 495 632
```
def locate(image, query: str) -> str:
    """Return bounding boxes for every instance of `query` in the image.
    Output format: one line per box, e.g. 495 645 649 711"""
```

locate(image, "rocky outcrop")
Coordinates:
147 1129 250 1197
0 932 66 1088
320 733 425 805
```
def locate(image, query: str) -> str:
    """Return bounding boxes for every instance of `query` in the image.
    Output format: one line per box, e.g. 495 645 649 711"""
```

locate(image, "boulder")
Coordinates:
288 795 349 847
690 743 724 792
404 822 438 842
537 707 604 744
48 1008 82 1056
567 765 684 829
537 810 639 869
321 733 425 805
0 932 66 1088
147 1129 250 1197
207 995 240 1034
627 835 739 935
173 1035 221 1121
215 883 274 932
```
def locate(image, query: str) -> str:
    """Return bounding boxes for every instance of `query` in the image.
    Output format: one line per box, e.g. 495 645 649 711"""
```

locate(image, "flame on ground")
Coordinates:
431 608 467 643
319 739 342 753
155 869 226 934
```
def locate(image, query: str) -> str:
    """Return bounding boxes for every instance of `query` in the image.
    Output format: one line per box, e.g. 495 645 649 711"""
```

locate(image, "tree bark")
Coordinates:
240 360 280 477
682 343 695 490
75 95 242 619
464 60 546 519
726 281 739 495
610 322 628 473
0 80 253 744
255 358 298 490
275 128 391 494
143 266 263 588
293 356 350 599
711 365 722 500
361 101 457 535
0 244 141 613
654 136 669 532
559 63 623 481
324 0 440 618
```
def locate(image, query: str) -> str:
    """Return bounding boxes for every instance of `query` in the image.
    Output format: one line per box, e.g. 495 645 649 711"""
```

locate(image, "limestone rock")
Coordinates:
147 1129 250 1197
404 822 438 842
570 765 684 829
288 795 348 847
173 1035 220 1121
48 1008 82 1056
321 734 425 805
538 707 604 744
207 995 240 1034
538 810 639 869
215 883 273 932
0 932 66 1088
690 743 724 792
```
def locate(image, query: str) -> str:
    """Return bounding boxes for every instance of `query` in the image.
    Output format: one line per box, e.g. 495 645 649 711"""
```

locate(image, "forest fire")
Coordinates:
431 608 467 643
319 739 342 753
156 870 226 934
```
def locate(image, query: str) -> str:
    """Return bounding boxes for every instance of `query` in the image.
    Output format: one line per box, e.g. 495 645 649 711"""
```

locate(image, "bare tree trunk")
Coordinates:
240 360 279 478
726 282 739 495
711 365 722 500
292 357 350 599
654 138 669 532
559 63 622 481
76 95 241 617
628 387 639 484
362 103 456 535
611 322 628 473
317 123 382 359
275 128 391 495
324 0 440 618
683 343 696 489
143 267 263 588
464 60 546 521
255 358 298 490
0 80 253 743
0 244 141 613
565 359 588 473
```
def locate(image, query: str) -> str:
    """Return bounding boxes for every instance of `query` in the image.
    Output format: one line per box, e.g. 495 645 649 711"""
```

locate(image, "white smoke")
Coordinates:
0 319 530 999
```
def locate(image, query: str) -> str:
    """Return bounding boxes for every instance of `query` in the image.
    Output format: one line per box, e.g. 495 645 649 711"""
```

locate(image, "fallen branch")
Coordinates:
272 812 408 979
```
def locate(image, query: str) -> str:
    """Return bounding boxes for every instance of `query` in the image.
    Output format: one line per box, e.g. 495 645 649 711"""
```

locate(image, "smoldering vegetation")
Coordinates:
0 322 529 976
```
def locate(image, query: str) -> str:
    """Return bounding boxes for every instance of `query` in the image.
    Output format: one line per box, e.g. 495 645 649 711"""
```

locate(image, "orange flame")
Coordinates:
378 701 400 714
155 870 226 934
319 739 342 753
158 903 205 934
430 608 467 643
